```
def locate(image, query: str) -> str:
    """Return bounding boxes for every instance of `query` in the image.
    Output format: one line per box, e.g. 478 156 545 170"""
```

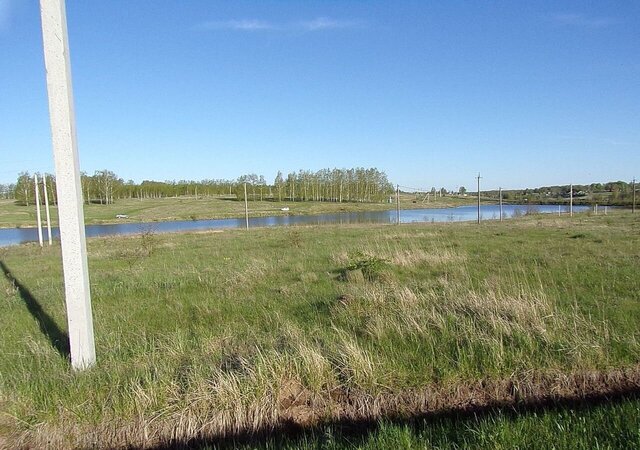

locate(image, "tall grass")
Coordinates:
0 213 638 448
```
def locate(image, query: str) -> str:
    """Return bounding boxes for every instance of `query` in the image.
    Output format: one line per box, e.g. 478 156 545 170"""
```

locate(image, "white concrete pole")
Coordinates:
570 184 573 217
43 174 53 245
34 174 44 247
244 182 249 230
40 0 96 370
476 173 481 224
633 178 636 213
396 184 400 224
499 187 503 221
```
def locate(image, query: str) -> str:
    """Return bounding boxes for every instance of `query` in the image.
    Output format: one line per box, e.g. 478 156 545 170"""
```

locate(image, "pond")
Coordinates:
0 204 590 247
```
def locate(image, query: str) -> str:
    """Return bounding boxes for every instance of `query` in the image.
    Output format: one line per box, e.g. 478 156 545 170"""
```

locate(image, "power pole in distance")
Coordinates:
40 0 95 370
499 187 503 222
570 183 573 217
34 174 44 247
43 173 53 245
633 178 636 213
477 173 482 224
244 182 249 230
396 184 400 225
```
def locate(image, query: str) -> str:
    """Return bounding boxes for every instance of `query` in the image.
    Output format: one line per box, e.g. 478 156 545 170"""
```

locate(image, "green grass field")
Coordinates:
0 212 638 448
0 194 473 229
209 396 640 449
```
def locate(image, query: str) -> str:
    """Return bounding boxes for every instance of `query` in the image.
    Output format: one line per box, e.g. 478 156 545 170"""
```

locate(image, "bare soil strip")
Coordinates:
8 364 640 449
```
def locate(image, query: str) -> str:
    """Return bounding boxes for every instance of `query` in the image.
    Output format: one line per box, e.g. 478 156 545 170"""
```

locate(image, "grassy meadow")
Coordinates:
203 396 640 449
0 211 639 448
0 194 473 229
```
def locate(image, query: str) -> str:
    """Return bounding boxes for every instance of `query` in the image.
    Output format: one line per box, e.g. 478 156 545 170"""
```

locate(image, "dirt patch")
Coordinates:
278 379 318 427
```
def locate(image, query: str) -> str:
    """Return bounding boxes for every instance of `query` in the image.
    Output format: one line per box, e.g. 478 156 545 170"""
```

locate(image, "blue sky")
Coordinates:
0 1 638 190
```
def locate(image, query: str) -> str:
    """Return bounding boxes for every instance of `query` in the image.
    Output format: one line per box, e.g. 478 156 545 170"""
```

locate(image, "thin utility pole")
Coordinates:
476 173 481 224
570 183 573 217
396 184 400 224
40 0 95 369
499 187 503 221
43 173 53 245
633 178 636 213
34 174 44 247
244 182 249 230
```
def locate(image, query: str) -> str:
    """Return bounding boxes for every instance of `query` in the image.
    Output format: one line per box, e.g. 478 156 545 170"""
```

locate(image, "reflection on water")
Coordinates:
0 204 590 247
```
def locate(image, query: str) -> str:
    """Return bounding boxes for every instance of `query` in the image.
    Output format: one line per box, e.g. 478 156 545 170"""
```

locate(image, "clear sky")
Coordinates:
1 1 638 190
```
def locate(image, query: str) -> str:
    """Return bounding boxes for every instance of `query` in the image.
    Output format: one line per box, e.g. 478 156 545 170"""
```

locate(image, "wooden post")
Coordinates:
476 173 481 224
396 184 400 225
43 174 53 245
499 187 503 221
570 183 573 217
244 182 249 230
34 174 44 247
40 0 95 370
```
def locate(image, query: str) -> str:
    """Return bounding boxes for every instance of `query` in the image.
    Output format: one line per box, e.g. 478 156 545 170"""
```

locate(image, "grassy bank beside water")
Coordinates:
0 212 639 448
0 195 473 229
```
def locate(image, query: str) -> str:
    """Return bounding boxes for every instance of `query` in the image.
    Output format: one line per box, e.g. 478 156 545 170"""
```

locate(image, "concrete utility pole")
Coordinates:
43 174 53 245
396 184 400 224
34 174 44 247
476 173 481 224
40 0 95 369
633 178 636 214
244 182 249 230
499 187 503 222
570 183 573 217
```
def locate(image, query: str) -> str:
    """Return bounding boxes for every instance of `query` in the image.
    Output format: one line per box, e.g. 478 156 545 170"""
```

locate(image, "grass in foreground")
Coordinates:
0 212 638 448
201 395 640 449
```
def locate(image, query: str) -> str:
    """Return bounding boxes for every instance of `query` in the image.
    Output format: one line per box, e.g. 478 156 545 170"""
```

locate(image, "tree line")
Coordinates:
477 181 637 205
3 167 394 205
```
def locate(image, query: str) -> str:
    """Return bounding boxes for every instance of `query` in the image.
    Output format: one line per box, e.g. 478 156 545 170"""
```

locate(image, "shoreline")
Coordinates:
1 200 625 231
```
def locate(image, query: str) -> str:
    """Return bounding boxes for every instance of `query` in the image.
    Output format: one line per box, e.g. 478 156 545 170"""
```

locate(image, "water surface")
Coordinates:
0 204 589 247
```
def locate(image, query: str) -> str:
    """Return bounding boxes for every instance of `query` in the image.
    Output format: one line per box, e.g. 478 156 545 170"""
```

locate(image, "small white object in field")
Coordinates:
281 207 290 211
116 214 129 219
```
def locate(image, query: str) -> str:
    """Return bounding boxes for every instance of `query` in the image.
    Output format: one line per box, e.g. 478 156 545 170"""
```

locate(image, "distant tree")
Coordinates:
287 172 296 201
274 171 284 201
94 170 121 204
0 183 15 199
258 175 266 201
458 186 467 195
15 172 33 206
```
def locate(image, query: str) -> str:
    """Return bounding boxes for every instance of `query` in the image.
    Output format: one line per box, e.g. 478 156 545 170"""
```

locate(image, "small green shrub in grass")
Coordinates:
343 252 388 281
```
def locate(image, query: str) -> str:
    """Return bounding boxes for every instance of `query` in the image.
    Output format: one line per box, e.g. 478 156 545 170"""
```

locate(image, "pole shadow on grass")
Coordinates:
143 387 640 450
0 260 70 358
